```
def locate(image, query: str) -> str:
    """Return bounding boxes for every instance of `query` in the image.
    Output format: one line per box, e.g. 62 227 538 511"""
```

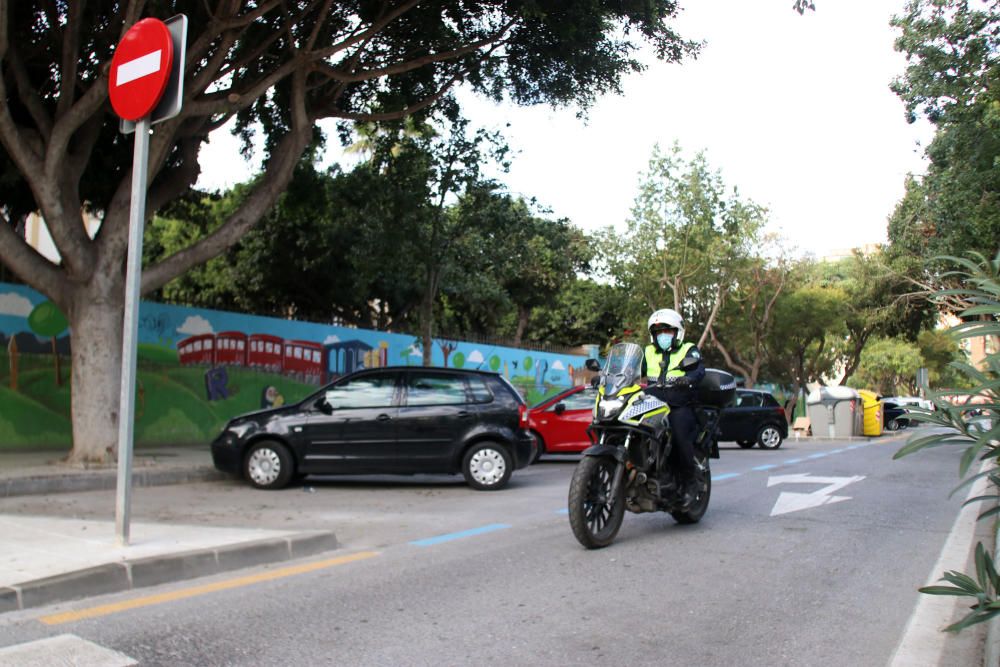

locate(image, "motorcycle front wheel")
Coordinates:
568 456 625 549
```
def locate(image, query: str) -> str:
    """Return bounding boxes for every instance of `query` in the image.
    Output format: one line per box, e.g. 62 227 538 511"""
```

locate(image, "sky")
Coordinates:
196 0 935 259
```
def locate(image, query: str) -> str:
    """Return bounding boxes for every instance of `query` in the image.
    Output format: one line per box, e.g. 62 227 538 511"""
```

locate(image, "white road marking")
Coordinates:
767 473 866 516
0 634 136 666
116 50 161 86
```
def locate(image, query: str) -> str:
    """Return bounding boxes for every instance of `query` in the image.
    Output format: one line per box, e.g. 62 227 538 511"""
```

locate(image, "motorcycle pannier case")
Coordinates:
697 369 736 408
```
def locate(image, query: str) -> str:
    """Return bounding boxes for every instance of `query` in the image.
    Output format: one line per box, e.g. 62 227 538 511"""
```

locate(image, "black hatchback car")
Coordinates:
211 367 537 491
718 389 788 449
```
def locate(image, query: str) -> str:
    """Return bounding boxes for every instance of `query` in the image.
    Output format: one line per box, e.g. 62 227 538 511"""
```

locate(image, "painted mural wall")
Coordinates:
0 282 586 450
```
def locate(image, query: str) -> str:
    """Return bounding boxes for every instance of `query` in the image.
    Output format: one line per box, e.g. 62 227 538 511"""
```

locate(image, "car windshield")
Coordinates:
601 342 643 398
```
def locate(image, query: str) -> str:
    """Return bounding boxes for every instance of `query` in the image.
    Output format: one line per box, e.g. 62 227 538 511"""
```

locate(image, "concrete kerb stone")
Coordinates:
0 467 227 498
3 530 338 613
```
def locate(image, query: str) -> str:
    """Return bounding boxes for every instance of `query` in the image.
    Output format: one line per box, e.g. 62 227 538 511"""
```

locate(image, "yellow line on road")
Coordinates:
39 550 380 625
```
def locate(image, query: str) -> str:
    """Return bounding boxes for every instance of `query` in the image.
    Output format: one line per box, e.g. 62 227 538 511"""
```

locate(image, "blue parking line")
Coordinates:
556 508 569 514
784 458 803 464
806 453 828 459
714 473 741 481
410 523 511 547
829 449 845 454
752 464 779 471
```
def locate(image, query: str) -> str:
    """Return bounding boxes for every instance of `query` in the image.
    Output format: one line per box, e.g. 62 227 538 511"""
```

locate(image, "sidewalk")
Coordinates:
0 445 338 614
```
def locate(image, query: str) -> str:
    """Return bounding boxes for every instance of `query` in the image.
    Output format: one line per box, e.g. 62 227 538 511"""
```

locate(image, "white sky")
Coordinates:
196 0 934 258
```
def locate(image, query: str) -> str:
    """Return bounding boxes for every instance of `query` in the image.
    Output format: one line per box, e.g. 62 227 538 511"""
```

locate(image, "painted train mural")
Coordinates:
0 282 589 449
176 332 386 384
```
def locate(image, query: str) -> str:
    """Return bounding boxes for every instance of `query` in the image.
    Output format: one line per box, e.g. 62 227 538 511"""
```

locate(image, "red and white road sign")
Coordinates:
109 18 174 121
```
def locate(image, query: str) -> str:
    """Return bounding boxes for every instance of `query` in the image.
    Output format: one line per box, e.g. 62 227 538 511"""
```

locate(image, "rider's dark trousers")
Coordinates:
667 405 697 482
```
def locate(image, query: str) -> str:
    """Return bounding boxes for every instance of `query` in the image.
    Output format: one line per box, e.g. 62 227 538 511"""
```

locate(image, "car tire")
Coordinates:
756 425 783 449
737 440 755 449
884 418 899 432
462 441 513 490
531 433 546 464
244 440 294 490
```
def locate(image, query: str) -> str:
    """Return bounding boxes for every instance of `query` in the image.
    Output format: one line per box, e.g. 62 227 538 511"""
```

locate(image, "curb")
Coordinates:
0 530 338 614
0 467 227 498
986 516 1000 667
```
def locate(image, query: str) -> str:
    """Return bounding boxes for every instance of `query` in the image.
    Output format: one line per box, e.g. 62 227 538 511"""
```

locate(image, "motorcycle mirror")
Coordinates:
590 376 601 388
584 358 601 372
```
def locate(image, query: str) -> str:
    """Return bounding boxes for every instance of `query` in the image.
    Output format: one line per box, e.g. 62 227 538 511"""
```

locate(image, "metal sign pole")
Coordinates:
116 115 151 546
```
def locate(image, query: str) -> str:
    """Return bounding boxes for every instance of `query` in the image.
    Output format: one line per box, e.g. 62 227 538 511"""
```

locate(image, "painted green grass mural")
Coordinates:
0 349 318 449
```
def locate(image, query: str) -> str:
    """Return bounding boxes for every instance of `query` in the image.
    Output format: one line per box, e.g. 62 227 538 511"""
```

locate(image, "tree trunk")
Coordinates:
421 287 434 367
513 305 530 346
65 283 126 465
8 335 17 391
51 336 62 387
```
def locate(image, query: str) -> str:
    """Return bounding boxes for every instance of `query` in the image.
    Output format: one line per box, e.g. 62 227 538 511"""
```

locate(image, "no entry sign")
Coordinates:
109 18 174 121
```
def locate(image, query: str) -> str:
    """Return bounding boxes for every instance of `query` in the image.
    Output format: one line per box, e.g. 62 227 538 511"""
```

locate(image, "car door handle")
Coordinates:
376 414 392 422
457 411 471 419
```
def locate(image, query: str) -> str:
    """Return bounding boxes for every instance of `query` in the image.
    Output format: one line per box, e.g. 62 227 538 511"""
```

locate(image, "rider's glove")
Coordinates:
670 376 691 388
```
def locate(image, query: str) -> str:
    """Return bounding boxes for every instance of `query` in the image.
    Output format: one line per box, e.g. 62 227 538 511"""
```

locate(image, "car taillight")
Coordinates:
519 405 528 425
776 407 786 419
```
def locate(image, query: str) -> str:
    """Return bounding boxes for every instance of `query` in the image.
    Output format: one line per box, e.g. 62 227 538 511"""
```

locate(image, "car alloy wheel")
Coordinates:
757 425 783 449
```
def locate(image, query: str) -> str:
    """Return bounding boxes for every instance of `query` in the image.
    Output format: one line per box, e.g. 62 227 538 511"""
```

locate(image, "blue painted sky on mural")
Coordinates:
0 283 583 389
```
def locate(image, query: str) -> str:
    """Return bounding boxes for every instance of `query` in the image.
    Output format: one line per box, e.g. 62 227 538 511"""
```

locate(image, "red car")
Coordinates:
526 385 598 460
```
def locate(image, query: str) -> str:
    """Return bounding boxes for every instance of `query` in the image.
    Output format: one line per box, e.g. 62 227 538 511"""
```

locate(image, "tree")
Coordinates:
846 337 924 395
888 0 1000 261
449 188 592 345
600 142 767 346
709 257 789 388
768 283 849 419
0 2 696 462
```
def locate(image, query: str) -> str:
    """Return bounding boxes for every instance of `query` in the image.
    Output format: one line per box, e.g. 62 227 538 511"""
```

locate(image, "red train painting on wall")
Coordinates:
177 332 358 385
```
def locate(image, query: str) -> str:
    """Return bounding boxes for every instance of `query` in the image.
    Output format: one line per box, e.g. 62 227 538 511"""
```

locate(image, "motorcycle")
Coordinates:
567 341 736 549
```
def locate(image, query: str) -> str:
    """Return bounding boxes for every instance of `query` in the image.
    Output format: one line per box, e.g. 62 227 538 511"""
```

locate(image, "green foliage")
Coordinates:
894 251 1000 632
889 0 1000 261
600 142 769 340
846 337 924 395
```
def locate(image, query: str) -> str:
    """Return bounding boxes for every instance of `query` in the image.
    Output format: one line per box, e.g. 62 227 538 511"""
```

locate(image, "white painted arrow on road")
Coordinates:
767 473 866 516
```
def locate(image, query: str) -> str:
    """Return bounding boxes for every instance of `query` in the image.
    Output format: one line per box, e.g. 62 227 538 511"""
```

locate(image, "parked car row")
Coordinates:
212 364 921 492
528 385 789 455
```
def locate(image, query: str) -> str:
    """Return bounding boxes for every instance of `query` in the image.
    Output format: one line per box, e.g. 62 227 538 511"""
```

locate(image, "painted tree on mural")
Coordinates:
26 301 68 387
0 2 698 463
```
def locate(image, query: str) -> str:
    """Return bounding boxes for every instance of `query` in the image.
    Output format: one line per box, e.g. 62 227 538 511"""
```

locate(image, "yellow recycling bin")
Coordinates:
857 389 883 436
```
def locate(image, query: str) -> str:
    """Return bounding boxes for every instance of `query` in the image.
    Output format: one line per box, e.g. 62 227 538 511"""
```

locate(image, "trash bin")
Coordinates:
806 386 861 438
857 389 883 437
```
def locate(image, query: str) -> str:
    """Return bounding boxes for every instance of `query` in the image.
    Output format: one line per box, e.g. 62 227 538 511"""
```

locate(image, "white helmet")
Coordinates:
647 308 685 345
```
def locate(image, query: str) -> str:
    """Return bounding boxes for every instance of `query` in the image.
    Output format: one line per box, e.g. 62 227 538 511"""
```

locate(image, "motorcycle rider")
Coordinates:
642 308 705 507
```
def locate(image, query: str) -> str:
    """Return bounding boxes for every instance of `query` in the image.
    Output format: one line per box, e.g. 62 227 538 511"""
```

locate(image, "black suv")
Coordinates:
718 389 788 449
211 367 537 490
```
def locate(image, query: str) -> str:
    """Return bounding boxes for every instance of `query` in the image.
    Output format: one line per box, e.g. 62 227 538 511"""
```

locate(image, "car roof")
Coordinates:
345 365 502 378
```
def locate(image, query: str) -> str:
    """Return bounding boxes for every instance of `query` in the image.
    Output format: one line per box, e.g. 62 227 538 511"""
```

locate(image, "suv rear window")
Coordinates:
761 393 780 407
468 377 494 403
495 375 527 406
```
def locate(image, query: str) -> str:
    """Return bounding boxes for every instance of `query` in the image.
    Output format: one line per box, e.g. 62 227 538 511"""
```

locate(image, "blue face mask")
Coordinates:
656 333 674 350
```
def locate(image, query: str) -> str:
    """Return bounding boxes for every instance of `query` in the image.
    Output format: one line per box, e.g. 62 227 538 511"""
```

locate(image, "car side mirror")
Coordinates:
585 358 601 372
315 397 334 415
679 356 700 372
554 403 566 415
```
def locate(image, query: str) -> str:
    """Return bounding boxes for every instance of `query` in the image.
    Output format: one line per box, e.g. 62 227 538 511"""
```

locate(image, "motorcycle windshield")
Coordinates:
602 342 643 398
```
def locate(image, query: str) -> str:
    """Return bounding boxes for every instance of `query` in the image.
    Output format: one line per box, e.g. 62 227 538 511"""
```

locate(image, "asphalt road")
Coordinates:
0 432 989 666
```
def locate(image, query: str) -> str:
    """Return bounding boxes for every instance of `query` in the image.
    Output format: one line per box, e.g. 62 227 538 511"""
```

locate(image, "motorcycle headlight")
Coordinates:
596 398 624 421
